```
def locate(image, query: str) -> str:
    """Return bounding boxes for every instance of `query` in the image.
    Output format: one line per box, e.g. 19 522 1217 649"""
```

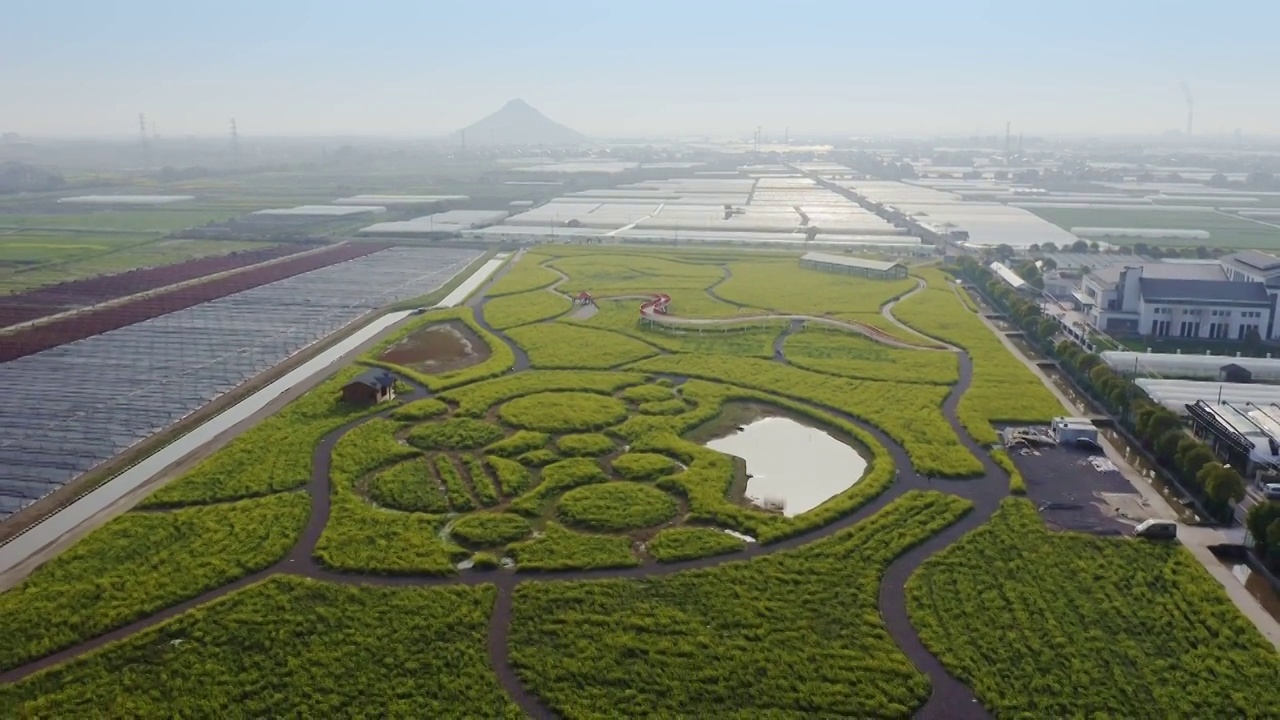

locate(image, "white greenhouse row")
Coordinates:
1136 378 1280 413
1103 351 1280 381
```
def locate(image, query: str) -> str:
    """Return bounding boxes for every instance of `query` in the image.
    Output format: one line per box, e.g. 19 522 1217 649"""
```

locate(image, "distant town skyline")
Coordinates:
3 0 1279 138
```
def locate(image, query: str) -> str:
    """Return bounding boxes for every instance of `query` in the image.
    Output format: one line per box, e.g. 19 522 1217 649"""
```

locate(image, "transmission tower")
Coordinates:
138 113 151 168
229 118 240 168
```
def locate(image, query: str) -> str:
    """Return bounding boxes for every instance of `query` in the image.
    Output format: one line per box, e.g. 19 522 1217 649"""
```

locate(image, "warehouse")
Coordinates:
799 251 907 279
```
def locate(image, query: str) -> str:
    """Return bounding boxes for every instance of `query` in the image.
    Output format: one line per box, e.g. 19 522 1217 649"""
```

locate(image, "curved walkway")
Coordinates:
0 259 1004 720
541 260 941 351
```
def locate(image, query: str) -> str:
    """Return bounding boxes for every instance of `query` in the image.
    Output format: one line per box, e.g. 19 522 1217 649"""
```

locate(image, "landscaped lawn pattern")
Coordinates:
906 499 1280 718
509 491 971 718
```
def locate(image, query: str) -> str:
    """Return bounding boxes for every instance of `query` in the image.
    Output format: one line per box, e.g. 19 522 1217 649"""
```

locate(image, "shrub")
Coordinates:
509 458 608 516
906 499 1280 718
637 398 688 415
508 522 639 571
0 578 521 717
620 384 676 403
434 455 475 511
485 253 559 296
484 290 573 330
499 391 628 433
484 430 549 457
461 454 500 505
389 398 449 421
367 457 448 513
0 493 308 672
314 496 468 575
407 418 506 450
486 456 536 496
451 513 532 546
470 552 502 570
515 449 560 467
784 328 959 385
506 323 659 369
441 370 646 417
558 482 679 531
555 433 616 457
508 491 971 716
611 452 678 481
990 449 1026 495
648 527 747 562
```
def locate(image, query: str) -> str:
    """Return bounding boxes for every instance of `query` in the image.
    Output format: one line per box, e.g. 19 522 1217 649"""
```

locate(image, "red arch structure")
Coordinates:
638 293 671 319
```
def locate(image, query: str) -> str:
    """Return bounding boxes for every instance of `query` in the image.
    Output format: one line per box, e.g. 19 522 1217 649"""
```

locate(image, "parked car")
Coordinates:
1134 519 1178 540
1263 483 1280 501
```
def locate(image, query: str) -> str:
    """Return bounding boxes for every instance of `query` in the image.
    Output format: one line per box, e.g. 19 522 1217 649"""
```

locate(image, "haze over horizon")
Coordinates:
4 0 1279 139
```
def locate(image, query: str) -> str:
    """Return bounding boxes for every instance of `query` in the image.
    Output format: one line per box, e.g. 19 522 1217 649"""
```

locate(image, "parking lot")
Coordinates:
1005 438 1178 536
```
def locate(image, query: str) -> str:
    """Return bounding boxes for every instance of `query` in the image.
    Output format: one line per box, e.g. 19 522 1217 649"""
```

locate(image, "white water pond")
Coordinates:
706 416 867 517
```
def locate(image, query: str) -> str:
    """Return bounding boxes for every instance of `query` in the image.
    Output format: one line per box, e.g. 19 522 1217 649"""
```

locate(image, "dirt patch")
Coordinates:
570 304 599 320
377 321 489 373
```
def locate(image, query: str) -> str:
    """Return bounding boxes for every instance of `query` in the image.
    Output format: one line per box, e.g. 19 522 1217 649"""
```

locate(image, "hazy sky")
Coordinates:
4 1 1278 138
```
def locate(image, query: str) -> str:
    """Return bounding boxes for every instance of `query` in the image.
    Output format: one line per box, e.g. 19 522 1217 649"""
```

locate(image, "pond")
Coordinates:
706 416 867 517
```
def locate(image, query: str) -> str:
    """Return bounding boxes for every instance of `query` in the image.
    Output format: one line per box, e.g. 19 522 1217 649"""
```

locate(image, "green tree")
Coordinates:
1204 466 1245 506
1179 447 1217 485
1142 411 1182 445
1037 317 1059 340
1247 503 1280 551
1155 429 1185 464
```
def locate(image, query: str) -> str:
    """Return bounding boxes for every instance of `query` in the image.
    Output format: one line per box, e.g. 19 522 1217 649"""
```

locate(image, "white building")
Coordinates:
1220 250 1280 338
1075 261 1271 340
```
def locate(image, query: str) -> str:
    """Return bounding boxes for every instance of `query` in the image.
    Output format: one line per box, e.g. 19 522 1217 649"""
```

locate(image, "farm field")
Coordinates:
1027 206 1280 250
4 244 1272 716
0 243 302 327
0 242 386 362
906 499 1280 717
0 235 278 294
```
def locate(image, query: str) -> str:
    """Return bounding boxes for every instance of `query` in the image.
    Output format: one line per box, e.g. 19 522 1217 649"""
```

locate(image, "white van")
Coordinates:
1133 519 1177 540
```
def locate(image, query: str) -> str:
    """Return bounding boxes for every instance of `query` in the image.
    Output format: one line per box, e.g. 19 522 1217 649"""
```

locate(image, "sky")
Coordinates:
3 0 1279 139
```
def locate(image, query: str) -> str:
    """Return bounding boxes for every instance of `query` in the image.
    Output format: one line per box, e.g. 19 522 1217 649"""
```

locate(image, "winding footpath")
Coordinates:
0 257 1002 720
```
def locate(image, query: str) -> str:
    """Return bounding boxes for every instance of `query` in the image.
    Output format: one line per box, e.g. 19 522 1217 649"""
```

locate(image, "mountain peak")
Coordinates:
456 99 585 146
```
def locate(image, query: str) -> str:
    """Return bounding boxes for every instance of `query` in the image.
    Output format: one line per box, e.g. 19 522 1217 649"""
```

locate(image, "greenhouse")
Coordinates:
1135 378 1280 412
1102 351 1280 382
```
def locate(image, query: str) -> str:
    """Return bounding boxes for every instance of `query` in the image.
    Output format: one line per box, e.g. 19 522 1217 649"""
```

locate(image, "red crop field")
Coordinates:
0 243 390 362
0 244 311 329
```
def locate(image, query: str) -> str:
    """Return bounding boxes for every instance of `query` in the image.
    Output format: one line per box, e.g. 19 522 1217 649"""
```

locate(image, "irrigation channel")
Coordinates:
0 257 1003 720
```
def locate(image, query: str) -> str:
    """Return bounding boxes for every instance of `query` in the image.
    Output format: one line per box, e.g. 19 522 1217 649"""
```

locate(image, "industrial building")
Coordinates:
1186 400 1280 479
799 252 907 279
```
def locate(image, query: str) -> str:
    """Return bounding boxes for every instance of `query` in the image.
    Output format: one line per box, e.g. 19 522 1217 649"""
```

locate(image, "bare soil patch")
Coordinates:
378 321 489 373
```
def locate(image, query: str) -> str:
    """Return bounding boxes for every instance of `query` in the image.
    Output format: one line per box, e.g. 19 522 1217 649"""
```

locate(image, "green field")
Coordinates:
907 499 1280 717
2 244 1273 715
1028 206 1280 249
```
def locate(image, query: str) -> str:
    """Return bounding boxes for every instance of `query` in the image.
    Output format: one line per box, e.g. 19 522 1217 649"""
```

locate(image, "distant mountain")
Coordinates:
455 99 586 146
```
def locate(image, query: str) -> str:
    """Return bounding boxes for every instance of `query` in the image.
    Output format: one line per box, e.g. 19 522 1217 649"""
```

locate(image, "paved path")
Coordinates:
0 258 1011 720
